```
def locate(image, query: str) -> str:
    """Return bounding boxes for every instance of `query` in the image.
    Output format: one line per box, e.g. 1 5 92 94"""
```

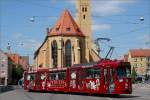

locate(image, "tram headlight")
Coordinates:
119 79 123 82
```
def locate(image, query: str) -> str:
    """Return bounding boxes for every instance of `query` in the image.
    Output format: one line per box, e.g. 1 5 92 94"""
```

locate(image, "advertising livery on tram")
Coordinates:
24 59 132 95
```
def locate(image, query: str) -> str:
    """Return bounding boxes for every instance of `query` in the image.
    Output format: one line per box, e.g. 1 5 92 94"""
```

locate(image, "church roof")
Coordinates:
47 9 85 37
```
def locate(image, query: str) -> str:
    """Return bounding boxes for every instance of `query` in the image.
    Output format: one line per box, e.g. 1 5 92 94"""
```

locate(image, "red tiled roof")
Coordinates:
47 9 85 37
8 53 20 64
129 49 150 57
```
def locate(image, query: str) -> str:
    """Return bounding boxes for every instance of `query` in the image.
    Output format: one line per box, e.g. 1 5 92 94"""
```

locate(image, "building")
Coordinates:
34 8 100 69
128 49 150 76
7 53 20 65
76 0 94 61
19 56 29 70
7 53 29 70
0 50 13 85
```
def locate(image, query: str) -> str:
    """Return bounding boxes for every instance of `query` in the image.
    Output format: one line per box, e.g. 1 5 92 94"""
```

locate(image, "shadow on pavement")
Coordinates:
26 90 140 98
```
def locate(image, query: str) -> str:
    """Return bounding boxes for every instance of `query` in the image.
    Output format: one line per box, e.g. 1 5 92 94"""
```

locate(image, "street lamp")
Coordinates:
30 16 35 22
139 16 144 21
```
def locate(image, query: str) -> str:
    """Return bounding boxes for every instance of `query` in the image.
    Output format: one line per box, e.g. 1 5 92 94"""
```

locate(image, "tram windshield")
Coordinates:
117 64 131 79
117 67 126 78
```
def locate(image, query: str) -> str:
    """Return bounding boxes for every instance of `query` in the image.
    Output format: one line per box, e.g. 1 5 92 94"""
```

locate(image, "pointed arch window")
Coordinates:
65 40 72 67
51 40 58 68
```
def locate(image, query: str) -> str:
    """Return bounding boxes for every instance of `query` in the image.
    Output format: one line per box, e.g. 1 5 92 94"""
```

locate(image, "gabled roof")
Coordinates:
47 9 85 37
129 49 150 57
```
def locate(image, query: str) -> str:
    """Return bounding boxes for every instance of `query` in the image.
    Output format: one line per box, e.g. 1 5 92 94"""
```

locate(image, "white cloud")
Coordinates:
92 24 112 31
67 0 75 4
67 0 136 16
92 0 136 16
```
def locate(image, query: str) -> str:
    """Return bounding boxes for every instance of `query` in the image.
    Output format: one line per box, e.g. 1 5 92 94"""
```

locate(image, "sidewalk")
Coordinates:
133 83 150 89
0 85 14 93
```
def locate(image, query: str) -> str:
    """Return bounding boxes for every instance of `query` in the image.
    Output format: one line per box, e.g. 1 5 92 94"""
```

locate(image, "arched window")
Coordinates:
65 40 72 67
51 40 57 68
79 40 82 63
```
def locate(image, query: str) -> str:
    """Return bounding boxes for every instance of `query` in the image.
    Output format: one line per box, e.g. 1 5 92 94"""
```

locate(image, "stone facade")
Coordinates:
76 0 99 62
33 0 101 69
8 53 29 70
34 9 100 69
0 50 12 85
128 49 150 76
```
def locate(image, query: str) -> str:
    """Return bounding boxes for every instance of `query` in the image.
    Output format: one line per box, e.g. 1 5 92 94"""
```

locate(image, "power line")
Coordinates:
111 26 149 39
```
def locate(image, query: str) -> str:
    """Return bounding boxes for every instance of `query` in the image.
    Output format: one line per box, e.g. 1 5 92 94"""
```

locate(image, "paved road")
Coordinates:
0 87 150 100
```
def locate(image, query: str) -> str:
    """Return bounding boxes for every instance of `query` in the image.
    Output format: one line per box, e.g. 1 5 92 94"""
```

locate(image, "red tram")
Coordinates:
24 59 132 94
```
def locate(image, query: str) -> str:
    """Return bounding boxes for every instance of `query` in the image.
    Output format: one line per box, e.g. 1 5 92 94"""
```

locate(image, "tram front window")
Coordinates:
117 67 126 79
126 67 131 78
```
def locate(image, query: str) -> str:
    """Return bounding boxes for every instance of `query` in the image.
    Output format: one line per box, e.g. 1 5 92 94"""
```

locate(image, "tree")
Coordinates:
12 64 24 84
131 67 137 83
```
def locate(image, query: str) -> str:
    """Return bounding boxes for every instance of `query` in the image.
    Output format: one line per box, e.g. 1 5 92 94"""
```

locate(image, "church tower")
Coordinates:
76 0 93 62
76 0 92 42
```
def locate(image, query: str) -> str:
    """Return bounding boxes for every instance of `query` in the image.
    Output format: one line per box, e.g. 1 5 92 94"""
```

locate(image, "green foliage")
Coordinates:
12 64 24 80
131 67 137 83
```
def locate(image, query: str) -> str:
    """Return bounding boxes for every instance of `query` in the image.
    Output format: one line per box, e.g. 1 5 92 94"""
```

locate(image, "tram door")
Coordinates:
104 68 114 94
69 68 78 91
36 72 46 91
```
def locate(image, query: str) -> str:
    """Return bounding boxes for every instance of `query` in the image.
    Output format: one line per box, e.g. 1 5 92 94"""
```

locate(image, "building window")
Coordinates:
82 7 84 12
1 64 4 67
51 40 58 68
134 58 137 62
56 28 59 31
79 40 83 63
85 7 87 12
65 40 72 67
66 27 70 31
141 58 143 61
77 28 80 32
83 14 86 19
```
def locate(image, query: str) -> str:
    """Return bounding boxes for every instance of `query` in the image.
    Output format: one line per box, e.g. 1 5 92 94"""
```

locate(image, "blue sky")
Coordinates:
0 0 150 64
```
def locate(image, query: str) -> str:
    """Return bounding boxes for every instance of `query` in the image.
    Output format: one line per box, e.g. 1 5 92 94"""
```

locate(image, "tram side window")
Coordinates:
27 74 35 81
104 68 107 84
49 73 56 80
85 68 101 79
58 72 66 80
49 71 66 80
126 67 131 78
110 68 114 84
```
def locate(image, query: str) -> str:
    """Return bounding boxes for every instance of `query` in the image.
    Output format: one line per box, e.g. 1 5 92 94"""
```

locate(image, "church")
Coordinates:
33 0 100 69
